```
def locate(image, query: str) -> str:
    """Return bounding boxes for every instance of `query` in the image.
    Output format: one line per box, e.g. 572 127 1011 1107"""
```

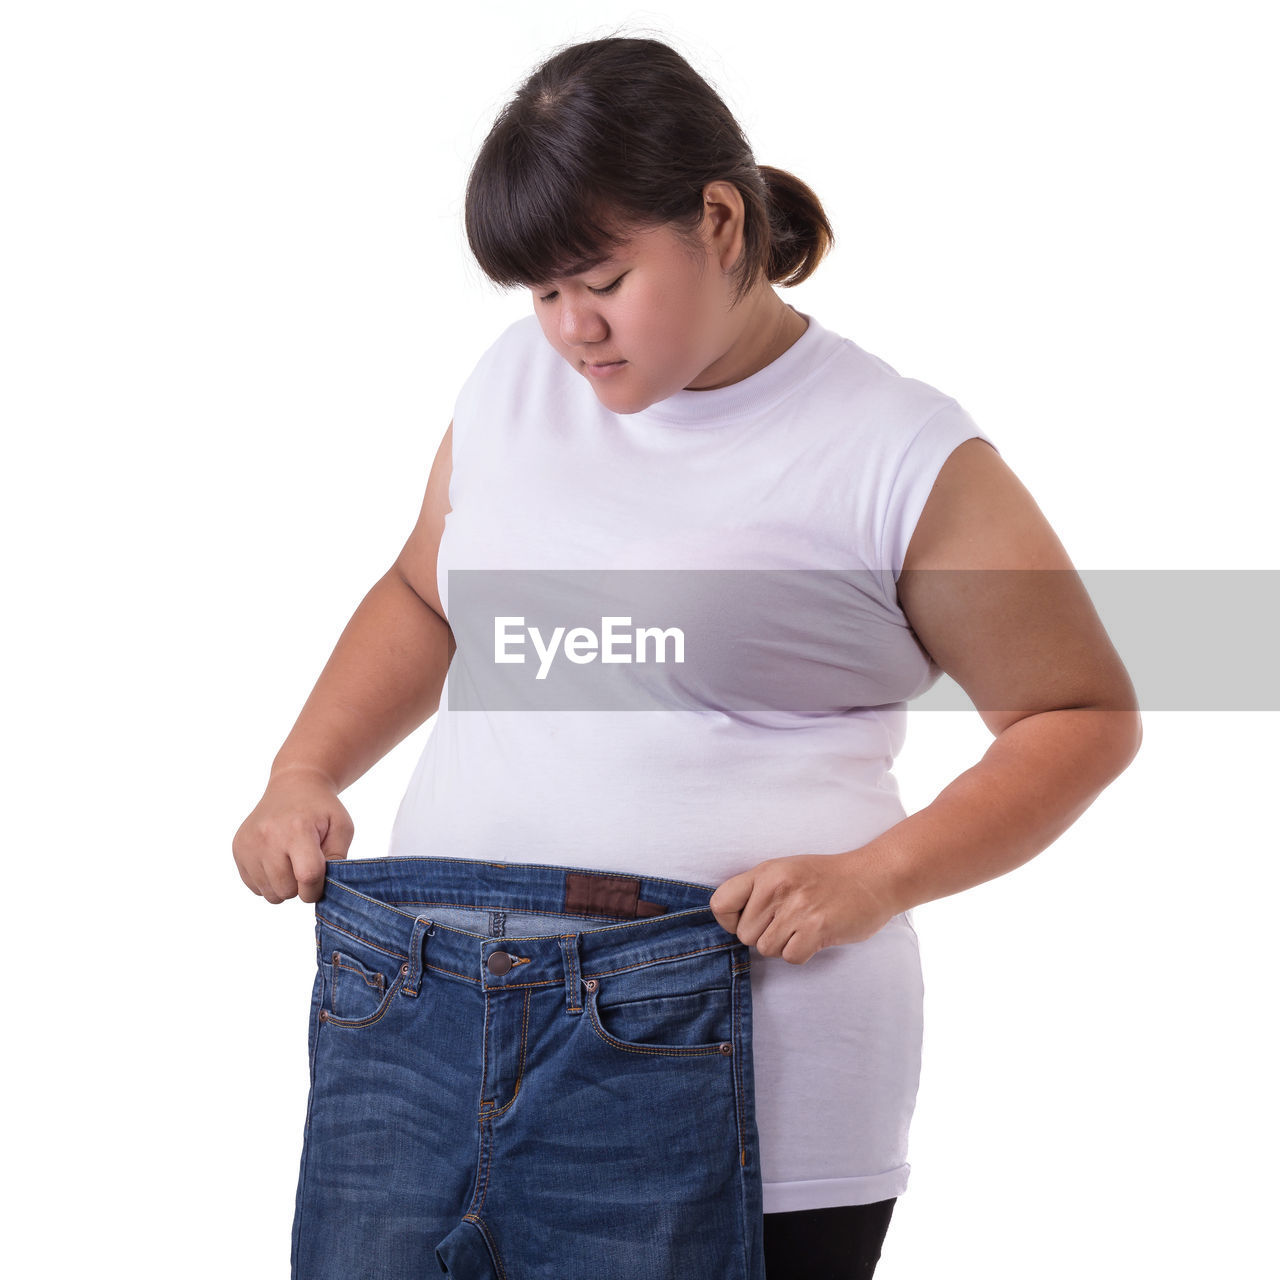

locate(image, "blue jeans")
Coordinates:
292 855 766 1279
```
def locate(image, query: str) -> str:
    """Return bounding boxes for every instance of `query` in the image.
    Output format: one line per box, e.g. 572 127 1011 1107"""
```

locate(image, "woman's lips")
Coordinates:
585 360 627 379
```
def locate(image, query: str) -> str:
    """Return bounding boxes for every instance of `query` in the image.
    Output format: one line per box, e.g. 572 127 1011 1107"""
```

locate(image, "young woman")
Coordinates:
234 34 1141 1280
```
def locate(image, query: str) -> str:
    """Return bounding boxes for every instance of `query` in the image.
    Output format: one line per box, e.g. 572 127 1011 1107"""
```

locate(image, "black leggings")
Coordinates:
763 1198 897 1279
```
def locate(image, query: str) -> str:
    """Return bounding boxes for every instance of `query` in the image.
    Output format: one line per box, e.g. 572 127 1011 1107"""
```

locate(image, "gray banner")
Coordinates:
441 569 1280 713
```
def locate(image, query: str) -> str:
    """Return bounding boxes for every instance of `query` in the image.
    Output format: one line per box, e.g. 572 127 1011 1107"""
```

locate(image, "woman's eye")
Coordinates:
537 275 624 304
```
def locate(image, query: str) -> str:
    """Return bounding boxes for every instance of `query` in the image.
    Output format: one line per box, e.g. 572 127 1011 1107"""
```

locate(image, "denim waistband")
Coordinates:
316 855 745 997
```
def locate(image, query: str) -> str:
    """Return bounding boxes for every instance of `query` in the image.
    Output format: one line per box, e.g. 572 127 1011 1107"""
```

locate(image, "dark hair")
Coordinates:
463 34 835 308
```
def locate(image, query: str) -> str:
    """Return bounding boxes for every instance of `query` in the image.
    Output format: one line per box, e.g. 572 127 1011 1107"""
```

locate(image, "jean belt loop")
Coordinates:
559 931 585 1016
401 914 435 998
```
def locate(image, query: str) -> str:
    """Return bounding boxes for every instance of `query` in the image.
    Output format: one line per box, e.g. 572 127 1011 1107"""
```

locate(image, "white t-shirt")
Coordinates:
389 306 998 1212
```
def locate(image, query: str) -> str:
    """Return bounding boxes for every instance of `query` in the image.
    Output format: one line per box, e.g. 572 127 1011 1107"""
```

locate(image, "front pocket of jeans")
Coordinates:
323 953 407 1028
329 948 390 1020
317 923 409 1029
584 957 734 1057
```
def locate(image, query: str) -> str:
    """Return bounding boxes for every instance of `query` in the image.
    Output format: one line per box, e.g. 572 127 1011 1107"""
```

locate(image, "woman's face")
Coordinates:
529 217 741 415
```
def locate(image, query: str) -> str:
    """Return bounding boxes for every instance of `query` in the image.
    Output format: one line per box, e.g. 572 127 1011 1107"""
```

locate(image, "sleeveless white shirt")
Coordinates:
389 306 998 1212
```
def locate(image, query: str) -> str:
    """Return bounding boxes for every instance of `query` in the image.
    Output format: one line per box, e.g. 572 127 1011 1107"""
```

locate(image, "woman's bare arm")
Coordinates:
864 437 1143 915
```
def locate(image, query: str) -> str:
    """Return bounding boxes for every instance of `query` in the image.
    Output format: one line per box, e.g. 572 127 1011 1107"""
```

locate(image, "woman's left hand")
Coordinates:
709 851 902 965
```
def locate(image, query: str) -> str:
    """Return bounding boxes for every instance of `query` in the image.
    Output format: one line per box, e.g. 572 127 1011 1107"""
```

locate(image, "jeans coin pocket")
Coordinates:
585 951 734 1057
318 924 407 1028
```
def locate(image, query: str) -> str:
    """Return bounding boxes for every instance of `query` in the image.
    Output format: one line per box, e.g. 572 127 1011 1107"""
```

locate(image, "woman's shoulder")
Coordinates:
783 313 952 429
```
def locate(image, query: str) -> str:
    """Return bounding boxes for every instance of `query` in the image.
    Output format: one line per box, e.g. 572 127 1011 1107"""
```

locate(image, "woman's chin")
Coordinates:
589 384 649 415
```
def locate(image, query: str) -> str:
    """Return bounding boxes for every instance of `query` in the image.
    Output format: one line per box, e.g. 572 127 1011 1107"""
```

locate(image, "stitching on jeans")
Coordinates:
486 988 531 1120
733 965 747 1165
315 911 409 965
322 968 406 1028
477 1114 492 1212
398 913 717 936
400 947 738 991
561 934 583 1013
581 942 738 982
343 853 718 897
478 981 491 1118
462 1213 508 1280
391 902 716 933
584 983 731 1058
393 896 675 927
332 954 386 990
421 961 481 985
330 952 385 1020
471 1112 494 1218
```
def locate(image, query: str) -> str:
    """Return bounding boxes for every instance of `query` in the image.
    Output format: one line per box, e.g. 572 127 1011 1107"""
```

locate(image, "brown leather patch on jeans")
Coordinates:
563 872 666 920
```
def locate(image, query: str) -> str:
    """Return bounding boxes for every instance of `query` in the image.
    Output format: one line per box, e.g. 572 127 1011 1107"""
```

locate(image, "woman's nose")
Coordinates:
559 300 607 347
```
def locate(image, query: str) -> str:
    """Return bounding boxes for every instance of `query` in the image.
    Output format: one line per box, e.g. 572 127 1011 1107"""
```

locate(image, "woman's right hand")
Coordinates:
232 765 355 904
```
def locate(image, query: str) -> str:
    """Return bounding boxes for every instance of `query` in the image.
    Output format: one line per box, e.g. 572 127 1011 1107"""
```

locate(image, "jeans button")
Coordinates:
487 951 513 976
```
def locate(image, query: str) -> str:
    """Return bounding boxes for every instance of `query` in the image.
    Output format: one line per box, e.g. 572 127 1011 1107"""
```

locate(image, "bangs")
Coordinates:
464 130 645 290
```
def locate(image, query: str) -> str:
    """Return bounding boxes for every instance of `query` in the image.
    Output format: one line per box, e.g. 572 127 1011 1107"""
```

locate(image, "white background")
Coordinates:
4 2 1276 1276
